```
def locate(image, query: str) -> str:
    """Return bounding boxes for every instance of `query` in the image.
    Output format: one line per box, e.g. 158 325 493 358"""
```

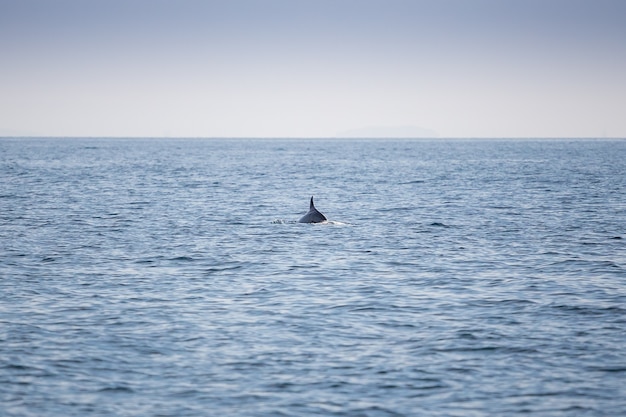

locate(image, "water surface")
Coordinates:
1 138 625 416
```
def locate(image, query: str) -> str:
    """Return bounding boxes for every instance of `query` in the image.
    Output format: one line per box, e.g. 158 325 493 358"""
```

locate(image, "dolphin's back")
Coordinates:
299 196 327 223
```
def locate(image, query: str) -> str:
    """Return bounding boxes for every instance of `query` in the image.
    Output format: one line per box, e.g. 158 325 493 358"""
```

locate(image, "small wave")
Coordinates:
135 259 156 264
271 219 350 225
4 364 36 371
204 265 243 275
376 206 415 212
325 220 350 226
586 366 626 373
545 259 622 272
169 256 194 262
430 222 449 228
550 304 624 316
98 386 134 393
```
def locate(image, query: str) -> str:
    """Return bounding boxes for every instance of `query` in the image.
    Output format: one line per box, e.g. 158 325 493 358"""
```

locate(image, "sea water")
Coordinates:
1 138 625 416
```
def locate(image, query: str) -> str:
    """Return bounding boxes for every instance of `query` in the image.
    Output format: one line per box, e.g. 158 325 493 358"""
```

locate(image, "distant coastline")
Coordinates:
335 126 439 139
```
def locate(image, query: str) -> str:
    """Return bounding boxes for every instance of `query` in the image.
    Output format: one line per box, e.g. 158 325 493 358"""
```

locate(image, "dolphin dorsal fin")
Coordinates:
299 196 327 223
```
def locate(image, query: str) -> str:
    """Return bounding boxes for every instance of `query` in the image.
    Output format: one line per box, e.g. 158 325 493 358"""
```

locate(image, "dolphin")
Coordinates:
298 196 327 223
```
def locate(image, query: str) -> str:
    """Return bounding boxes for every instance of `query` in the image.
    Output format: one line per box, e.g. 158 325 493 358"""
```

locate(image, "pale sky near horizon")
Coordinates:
1 0 625 138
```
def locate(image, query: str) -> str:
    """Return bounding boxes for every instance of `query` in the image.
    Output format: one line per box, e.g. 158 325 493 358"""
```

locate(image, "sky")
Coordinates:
1 0 625 138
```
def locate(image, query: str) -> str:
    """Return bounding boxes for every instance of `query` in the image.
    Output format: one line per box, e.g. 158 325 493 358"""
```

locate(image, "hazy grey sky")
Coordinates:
2 0 625 137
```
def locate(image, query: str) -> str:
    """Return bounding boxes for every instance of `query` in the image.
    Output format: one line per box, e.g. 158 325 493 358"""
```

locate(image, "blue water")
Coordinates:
1 138 625 416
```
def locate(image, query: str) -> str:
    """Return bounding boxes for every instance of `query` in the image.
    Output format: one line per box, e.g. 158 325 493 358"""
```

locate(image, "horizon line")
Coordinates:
1 135 626 140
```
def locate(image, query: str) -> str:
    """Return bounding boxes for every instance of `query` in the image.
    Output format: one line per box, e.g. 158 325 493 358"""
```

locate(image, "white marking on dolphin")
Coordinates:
298 196 327 223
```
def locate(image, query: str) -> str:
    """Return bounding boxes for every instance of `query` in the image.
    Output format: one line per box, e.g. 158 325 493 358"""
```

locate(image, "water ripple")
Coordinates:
1 138 625 416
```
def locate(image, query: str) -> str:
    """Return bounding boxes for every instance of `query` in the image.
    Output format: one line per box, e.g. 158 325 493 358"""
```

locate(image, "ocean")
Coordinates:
1 138 625 416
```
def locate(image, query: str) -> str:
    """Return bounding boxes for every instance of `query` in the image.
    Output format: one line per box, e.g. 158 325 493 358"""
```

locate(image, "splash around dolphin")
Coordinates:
298 196 327 223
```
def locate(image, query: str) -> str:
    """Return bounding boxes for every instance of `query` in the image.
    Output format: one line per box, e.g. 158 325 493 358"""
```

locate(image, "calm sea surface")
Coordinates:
1 138 625 416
